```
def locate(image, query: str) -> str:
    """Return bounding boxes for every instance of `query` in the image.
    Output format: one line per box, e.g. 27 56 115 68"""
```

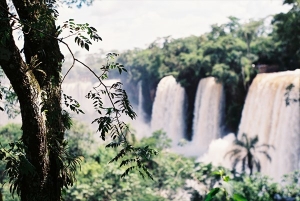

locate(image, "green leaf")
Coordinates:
232 193 248 201
205 187 220 201
223 175 230 182
90 27 97 31
85 43 89 51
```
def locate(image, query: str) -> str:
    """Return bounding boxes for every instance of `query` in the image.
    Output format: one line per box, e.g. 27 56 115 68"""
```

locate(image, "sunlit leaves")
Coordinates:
205 170 248 201
232 194 248 201
205 187 221 201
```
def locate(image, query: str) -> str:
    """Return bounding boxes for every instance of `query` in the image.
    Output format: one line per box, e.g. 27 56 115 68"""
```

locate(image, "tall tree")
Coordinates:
0 1 153 200
225 133 273 175
0 0 65 199
238 19 264 55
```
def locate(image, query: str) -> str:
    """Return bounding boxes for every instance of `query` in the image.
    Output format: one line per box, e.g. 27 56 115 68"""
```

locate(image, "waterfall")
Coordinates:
151 75 187 146
192 77 224 154
238 70 300 181
198 133 235 169
137 81 144 121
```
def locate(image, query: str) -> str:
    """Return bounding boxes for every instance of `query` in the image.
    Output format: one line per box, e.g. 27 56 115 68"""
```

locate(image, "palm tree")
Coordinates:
225 133 274 175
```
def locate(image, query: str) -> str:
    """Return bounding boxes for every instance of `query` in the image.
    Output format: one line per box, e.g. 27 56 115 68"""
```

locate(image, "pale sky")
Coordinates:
57 0 290 54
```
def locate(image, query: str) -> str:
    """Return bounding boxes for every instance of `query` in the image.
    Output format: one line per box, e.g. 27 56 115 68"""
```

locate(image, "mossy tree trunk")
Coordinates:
0 0 65 200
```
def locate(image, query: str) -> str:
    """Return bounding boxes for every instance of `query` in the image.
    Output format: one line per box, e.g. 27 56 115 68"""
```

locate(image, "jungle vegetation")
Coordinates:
0 123 299 201
0 0 299 200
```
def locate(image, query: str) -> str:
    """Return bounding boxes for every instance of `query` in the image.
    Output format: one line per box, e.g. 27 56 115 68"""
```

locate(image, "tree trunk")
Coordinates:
0 0 64 200
248 153 253 175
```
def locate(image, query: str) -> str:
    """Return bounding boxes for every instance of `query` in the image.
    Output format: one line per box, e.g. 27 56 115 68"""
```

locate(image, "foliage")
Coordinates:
284 83 300 106
281 171 300 200
271 0 300 70
0 81 19 118
204 169 247 201
0 124 22 201
64 120 95 157
205 170 300 201
1 123 299 201
0 1 299 200
0 0 155 200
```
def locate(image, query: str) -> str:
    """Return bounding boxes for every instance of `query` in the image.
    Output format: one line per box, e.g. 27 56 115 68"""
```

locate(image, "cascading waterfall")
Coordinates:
129 80 151 138
238 70 300 181
137 81 144 121
151 75 187 146
192 77 224 154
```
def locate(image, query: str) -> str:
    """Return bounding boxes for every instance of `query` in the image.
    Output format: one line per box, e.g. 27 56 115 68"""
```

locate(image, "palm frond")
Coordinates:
234 139 245 147
258 150 272 162
250 135 259 148
257 143 275 150
241 133 249 148
225 149 242 159
254 159 261 172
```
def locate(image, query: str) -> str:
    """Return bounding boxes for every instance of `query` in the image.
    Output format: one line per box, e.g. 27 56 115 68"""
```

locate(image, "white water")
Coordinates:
191 77 224 154
151 75 187 146
198 133 235 169
137 81 145 121
238 70 300 181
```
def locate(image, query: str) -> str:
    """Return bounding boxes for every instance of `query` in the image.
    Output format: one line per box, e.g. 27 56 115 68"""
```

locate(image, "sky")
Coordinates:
57 0 290 55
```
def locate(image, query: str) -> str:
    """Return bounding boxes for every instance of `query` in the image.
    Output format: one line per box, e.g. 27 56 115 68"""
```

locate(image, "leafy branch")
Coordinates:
58 20 157 179
62 93 84 114
57 19 102 51
0 6 156 187
0 141 35 197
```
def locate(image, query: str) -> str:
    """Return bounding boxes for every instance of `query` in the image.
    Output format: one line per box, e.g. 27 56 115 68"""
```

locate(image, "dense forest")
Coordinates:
1 123 299 201
0 0 299 200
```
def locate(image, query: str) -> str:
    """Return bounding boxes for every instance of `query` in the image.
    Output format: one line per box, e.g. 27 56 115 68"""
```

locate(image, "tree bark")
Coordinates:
0 0 64 200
